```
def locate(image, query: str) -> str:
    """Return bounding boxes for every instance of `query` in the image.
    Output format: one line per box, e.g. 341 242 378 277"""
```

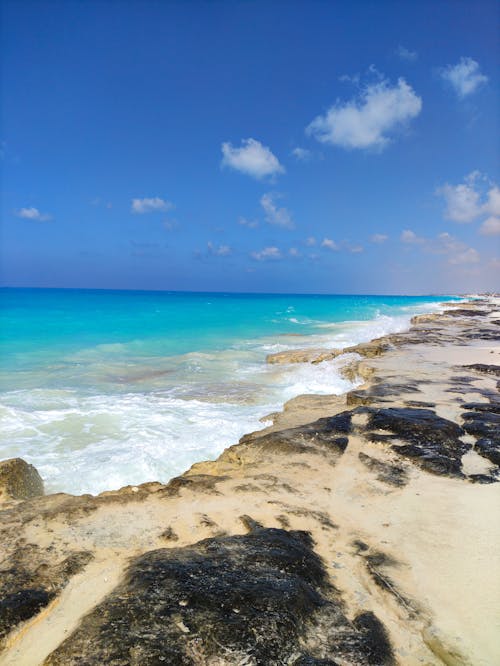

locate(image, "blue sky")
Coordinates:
1 0 499 294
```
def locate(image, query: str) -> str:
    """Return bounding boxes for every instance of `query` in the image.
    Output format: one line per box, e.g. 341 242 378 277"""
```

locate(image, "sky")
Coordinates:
1 0 499 294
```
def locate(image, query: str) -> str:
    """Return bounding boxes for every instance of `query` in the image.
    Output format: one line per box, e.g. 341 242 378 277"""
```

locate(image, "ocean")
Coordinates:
0 289 459 495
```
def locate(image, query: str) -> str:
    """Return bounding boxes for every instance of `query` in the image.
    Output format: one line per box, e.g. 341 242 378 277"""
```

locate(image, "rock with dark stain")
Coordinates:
444 308 490 317
358 452 408 487
462 329 500 341
468 473 498 484
0 458 44 502
462 402 500 415
159 474 228 498
0 589 53 641
353 612 394 664
461 411 500 440
474 439 500 467
0 547 93 643
463 364 500 377
232 412 354 460
45 524 393 665
294 658 340 665
367 408 469 477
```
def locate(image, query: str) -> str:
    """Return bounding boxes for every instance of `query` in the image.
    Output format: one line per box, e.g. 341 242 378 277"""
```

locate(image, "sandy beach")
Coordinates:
0 298 499 665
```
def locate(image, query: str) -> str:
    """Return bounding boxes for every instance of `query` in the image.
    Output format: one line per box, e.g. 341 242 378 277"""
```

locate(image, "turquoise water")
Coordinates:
0 289 459 494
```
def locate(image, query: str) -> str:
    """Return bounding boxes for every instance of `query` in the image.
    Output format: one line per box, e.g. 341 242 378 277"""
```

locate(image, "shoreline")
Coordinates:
0 297 499 665
0 294 459 497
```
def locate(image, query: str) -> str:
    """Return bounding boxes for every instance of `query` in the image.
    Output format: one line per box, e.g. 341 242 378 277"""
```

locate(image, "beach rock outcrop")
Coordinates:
0 546 93 645
463 363 500 377
225 411 354 463
266 338 394 366
366 408 469 477
0 458 44 502
45 522 394 666
266 348 336 364
0 299 498 665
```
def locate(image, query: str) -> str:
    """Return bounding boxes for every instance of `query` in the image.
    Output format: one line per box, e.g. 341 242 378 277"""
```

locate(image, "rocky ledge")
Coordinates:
0 298 499 665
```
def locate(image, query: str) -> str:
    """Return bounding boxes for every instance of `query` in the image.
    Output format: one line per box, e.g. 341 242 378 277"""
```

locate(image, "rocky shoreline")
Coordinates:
0 299 499 665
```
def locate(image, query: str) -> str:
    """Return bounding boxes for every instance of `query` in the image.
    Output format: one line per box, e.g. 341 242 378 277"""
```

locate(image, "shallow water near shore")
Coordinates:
0 289 459 494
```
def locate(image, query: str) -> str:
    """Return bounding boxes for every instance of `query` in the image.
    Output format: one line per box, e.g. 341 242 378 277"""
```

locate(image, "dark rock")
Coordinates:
347 390 375 406
462 329 500 341
462 402 500 415
462 411 500 440
444 309 490 317
367 408 468 477
362 552 414 617
160 527 179 542
353 612 394 665
45 524 393 666
468 474 498 484
0 589 53 641
474 438 500 466
0 548 93 643
463 364 500 377
369 383 420 397
347 382 419 407
321 411 354 433
352 540 370 553
236 412 354 459
294 658 340 665
358 452 408 487
450 375 475 383
0 458 44 502
267 502 338 530
159 474 228 498
404 400 435 408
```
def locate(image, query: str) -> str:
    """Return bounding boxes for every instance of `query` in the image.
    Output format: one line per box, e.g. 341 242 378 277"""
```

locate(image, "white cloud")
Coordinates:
292 147 312 161
238 216 259 229
131 197 173 214
370 233 388 243
207 242 232 256
349 244 364 253
402 230 481 267
221 138 284 179
321 237 339 251
306 76 422 150
396 45 418 62
437 174 500 226
16 207 52 221
485 186 500 217
432 232 474 258
251 246 282 261
260 193 294 229
480 217 500 236
305 236 316 246
289 247 301 257
437 178 482 223
439 57 488 98
448 248 480 265
401 229 424 244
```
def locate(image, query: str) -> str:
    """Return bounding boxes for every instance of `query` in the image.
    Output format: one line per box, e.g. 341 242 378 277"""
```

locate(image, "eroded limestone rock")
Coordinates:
0 458 44 502
366 408 469 477
45 522 394 666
